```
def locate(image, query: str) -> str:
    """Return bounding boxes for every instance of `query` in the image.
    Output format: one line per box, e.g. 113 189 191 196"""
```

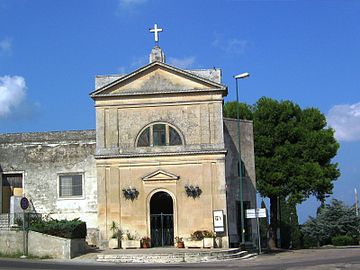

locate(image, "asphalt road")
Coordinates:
0 248 359 270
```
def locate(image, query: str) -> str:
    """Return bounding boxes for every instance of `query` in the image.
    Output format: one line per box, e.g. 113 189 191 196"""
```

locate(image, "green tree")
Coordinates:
259 200 269 248
223 101 253 120
302 199 360 246
224 97 340 249
279 198 301 249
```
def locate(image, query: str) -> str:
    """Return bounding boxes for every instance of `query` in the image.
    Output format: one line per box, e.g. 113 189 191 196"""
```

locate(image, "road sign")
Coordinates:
246 208 267 219
246 209 256 219
20 197 29 210
257 208 267 218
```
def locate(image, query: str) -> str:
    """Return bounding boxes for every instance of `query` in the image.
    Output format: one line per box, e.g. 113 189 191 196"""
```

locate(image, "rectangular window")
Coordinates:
59 174 83 198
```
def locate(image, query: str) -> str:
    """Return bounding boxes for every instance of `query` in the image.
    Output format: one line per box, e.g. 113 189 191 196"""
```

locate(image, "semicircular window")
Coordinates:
137 123 183 147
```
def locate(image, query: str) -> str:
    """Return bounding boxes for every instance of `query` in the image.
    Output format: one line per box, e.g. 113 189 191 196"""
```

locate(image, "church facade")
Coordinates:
0 44 256 248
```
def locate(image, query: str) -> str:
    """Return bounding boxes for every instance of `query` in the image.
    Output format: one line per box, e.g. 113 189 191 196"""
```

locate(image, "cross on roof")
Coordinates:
149 23 163 44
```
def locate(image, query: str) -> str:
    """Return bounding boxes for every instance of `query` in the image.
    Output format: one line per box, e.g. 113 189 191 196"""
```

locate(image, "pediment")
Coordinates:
90 62 226 98
142 169 179 182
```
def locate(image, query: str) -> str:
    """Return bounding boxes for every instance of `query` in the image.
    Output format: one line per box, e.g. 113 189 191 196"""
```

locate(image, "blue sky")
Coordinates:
0 0 359 223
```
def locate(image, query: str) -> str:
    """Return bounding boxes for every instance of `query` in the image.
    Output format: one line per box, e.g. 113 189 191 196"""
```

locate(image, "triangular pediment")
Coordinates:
90 62 226 98
142 169 179 182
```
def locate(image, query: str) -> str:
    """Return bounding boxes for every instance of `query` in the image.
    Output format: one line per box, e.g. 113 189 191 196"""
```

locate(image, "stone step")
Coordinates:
223 251 257 260
96 248 256 264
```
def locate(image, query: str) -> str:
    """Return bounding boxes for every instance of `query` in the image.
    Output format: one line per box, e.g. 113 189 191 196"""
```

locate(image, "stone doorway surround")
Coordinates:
147 189 177 247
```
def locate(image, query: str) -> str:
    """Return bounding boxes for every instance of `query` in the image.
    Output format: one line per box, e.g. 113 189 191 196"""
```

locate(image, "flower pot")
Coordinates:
184 239 203 248
121 239 141 249
176 241 185 248
141 242 151 248
203 237 214 248
108 238 119 249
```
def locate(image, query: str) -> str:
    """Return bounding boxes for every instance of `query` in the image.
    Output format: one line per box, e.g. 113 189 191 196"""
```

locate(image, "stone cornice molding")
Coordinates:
95 149 227 159
90 61 227 98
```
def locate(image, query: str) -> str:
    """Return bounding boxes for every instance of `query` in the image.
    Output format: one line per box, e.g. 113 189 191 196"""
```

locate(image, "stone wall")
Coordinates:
95 96 225 157
0 230 23 254
223 118 257 246
0 130 98 233
0 230 86 259
28 231 86 259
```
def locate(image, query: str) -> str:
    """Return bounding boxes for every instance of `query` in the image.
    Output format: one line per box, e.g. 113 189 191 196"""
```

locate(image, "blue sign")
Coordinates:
20 197 29 210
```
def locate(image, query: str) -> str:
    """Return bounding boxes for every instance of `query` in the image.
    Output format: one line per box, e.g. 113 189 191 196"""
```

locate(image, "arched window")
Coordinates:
137 123 182 147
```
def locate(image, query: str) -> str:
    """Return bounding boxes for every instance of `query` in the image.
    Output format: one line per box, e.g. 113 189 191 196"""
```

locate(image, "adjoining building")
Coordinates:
0 39 257 248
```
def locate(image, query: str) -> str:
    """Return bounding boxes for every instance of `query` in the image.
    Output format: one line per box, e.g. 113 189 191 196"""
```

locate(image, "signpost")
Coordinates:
213 210 224 233
20 197 29 258
246 208 267 254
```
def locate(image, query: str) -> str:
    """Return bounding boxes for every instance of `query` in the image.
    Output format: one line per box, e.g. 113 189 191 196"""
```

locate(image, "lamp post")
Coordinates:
234 72 250 246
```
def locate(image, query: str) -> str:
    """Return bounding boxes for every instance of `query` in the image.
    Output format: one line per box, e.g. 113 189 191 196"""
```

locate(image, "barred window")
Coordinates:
169 126 182 145
59 174 82 197
137 127 150 147
153 124 166 146
136 123 183 147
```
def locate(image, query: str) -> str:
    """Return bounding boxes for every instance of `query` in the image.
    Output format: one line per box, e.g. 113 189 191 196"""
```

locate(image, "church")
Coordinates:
0 25 256 248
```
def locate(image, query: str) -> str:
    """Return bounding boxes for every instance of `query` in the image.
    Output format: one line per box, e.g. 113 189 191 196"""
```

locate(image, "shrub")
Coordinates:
302 234 319 248
191 230 215 240
30 218 86 239
124 230 139 240
331 235 355 246
301 199 360 246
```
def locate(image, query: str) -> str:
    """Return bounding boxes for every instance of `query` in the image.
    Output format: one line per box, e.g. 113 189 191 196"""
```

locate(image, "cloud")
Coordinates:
117 0 147 13
0 37 12 55
168 57 196 69
327 102 360 141
119 0 147 6
212 33 248 55
117 66 127 74
130 56 148 68
0 75 27 117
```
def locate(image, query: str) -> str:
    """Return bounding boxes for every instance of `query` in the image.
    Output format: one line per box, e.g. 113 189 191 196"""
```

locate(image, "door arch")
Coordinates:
150 191 174 247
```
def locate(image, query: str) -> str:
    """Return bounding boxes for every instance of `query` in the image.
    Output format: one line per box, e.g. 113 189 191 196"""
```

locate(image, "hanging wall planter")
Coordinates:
184 184 202 199
122 186 139 201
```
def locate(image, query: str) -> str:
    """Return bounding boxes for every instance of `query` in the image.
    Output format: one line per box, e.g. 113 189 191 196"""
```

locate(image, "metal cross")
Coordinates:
149 23 163 44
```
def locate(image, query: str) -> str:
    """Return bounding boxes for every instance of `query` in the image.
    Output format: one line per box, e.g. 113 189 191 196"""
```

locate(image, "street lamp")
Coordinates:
234 72 250 246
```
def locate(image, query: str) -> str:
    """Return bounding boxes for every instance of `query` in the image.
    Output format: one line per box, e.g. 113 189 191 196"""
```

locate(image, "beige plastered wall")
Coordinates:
96 153 228 247
94 93 225 155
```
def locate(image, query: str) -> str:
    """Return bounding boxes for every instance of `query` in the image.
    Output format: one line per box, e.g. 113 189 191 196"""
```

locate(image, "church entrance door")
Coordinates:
150 191 174 247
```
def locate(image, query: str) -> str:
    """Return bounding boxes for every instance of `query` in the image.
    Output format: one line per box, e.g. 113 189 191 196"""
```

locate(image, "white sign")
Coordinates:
246 209 256 219
246 208 267 219
213 210 224 233
257 208 267 218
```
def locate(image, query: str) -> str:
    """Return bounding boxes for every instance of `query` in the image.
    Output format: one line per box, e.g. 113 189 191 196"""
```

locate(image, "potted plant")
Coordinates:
109 221 120 249
184 231 204 248
141 236 151 248
175 236 184 248
121 230 141 249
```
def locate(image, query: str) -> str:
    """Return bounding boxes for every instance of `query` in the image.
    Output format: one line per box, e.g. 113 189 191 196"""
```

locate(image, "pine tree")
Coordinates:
302 199 360 246
224 97 340 248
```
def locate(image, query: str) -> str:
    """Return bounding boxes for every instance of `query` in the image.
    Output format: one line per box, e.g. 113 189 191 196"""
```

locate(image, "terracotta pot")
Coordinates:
177 241 185 248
